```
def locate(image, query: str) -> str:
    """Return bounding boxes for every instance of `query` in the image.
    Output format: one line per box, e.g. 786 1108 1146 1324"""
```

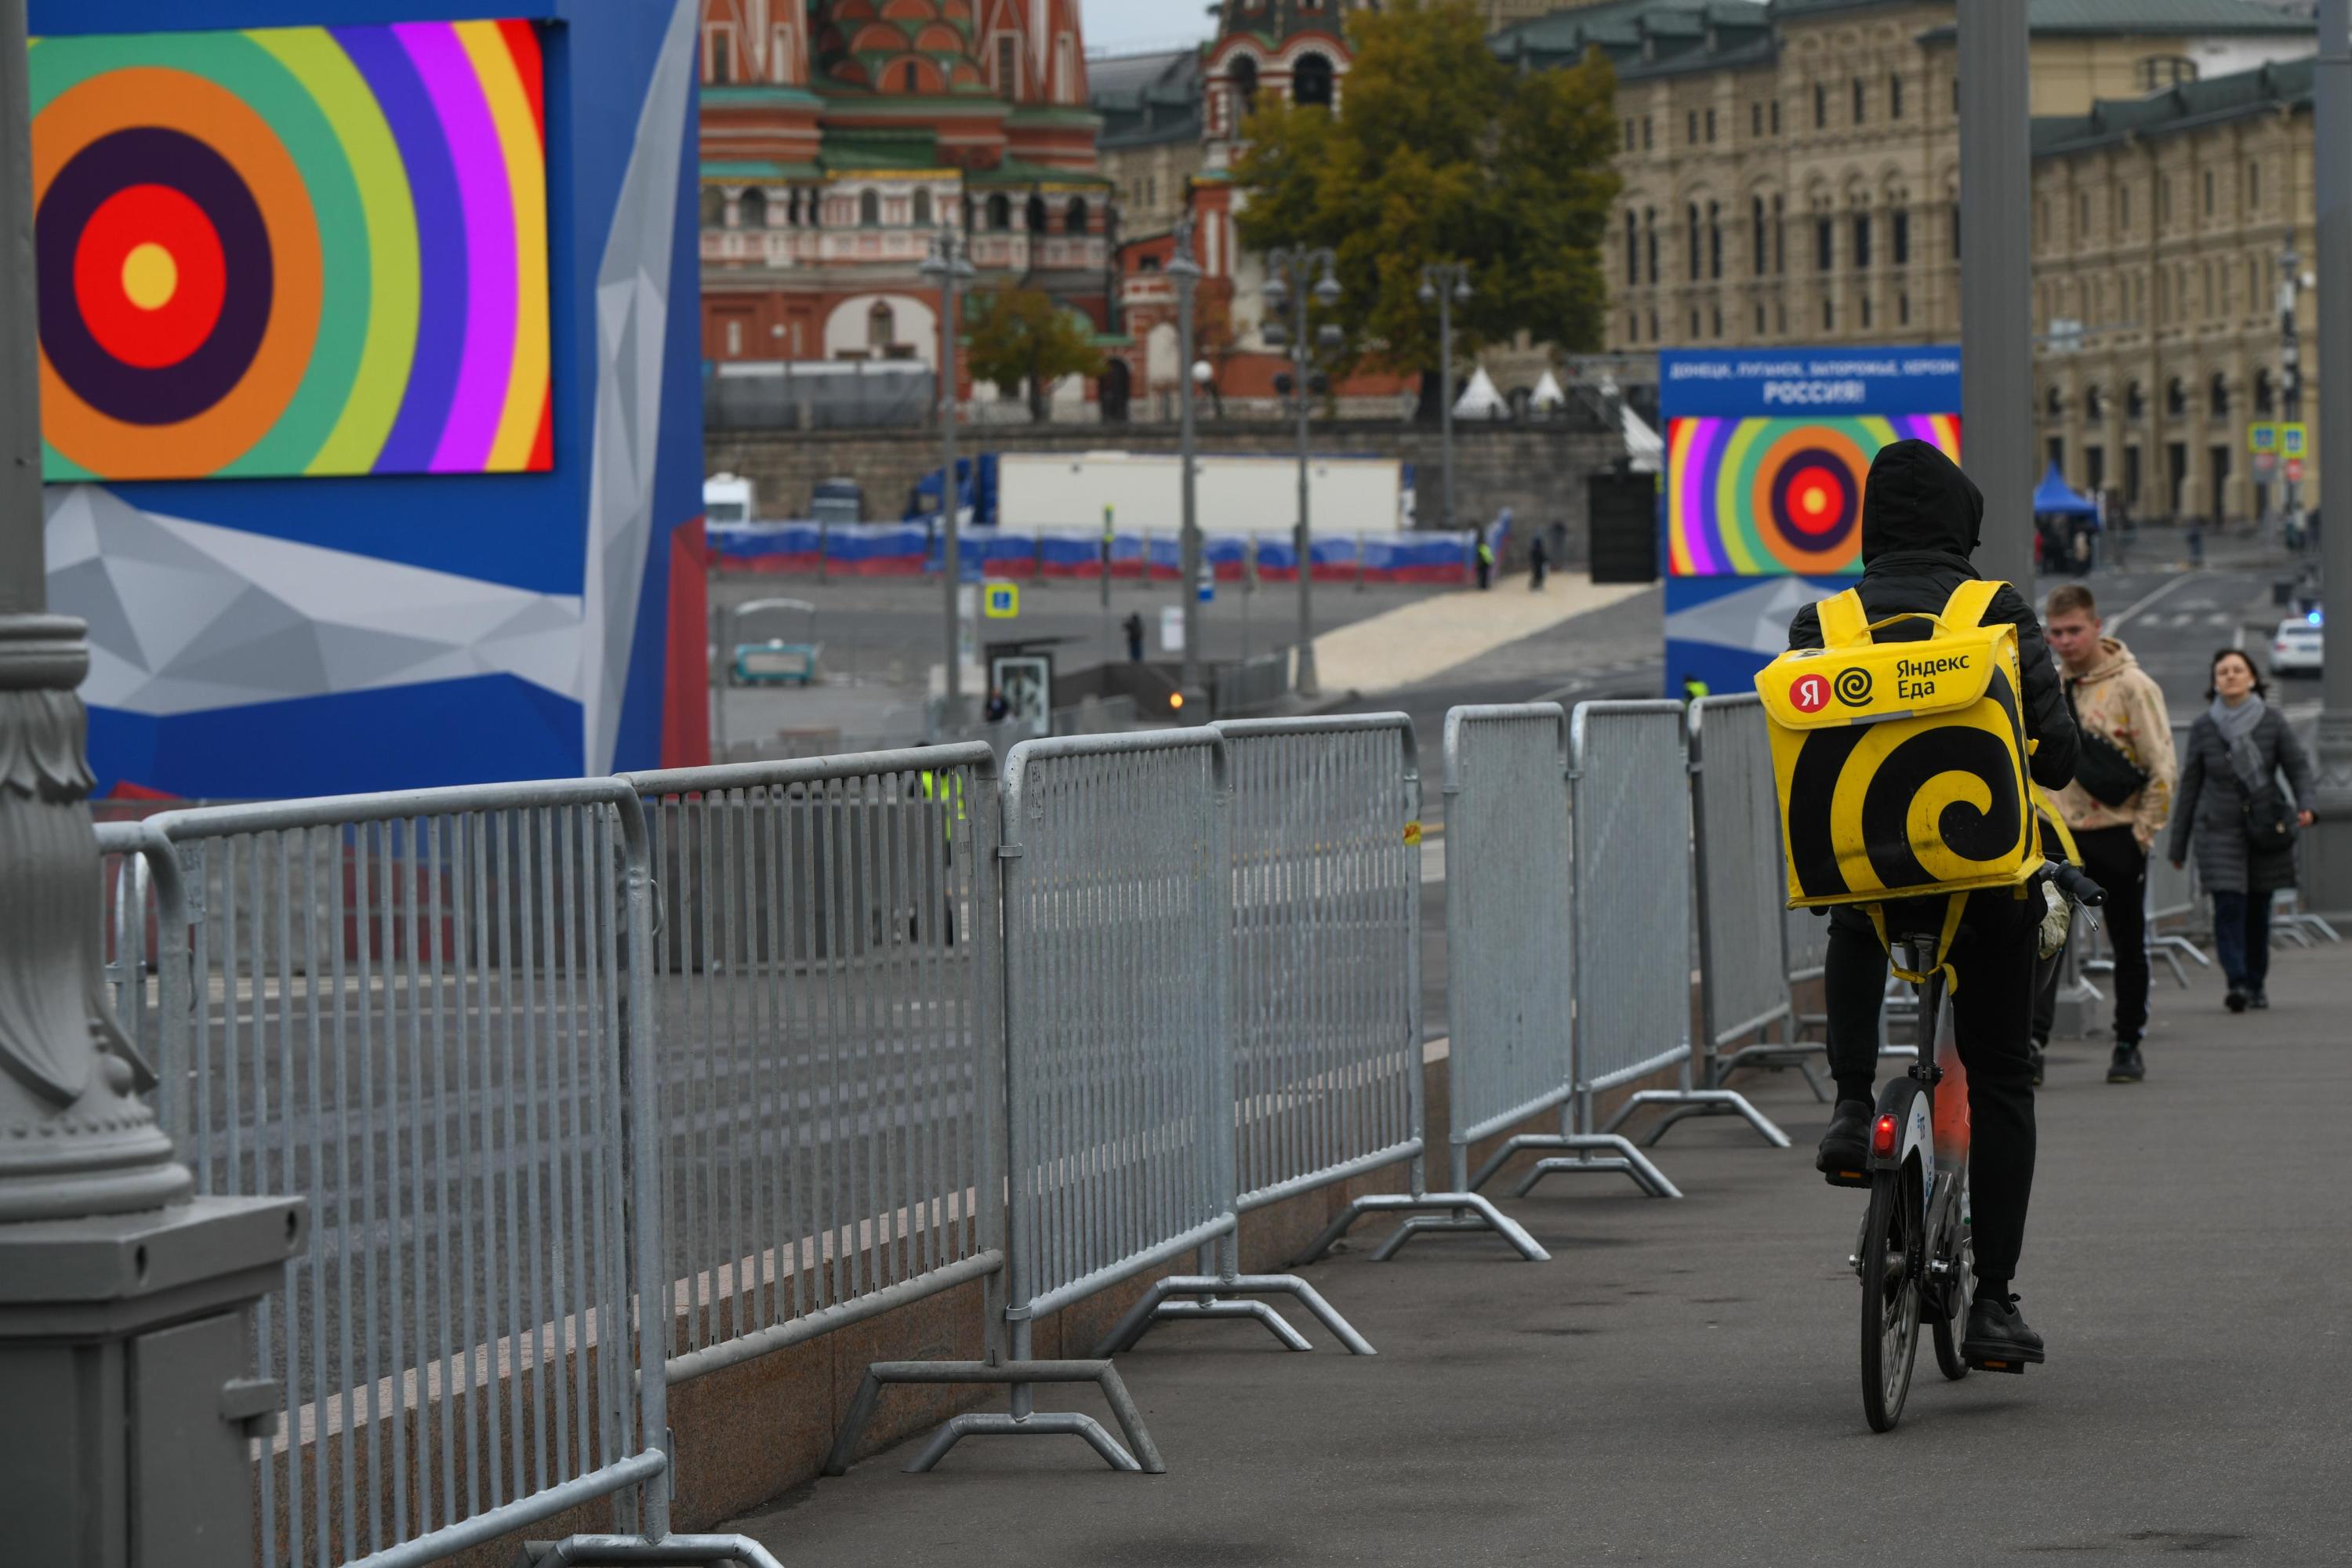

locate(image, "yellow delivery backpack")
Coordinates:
1755 579 2041 916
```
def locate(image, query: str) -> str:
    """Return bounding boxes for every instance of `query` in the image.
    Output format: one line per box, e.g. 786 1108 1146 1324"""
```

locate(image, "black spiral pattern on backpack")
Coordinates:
1784 668 2028 901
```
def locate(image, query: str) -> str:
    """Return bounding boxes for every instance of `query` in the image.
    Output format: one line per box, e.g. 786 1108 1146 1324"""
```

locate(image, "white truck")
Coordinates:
996 451 1406 537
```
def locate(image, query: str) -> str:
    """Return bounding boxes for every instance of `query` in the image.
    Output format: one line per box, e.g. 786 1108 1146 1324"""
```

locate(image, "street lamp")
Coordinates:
920 226 978 718
1418 262 1474 535
1263 245 1341 699
1170 219 1205 700
2278 245 2305 540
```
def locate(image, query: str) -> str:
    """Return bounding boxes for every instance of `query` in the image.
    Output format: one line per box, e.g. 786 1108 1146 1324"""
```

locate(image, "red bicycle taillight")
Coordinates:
1872 1113 1900 1160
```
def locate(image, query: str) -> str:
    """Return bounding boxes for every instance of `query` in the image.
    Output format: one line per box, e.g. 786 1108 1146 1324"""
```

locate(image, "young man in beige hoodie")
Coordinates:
2033 583 2177 1083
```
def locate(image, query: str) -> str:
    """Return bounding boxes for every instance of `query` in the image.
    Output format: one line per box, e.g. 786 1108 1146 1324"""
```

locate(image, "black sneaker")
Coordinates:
2226 989 2248 1014
1962 1292 2045 1370
2028 1044 2046 1087
2107 1045 2145 1083
2250 989 2270 1010
1816 1099 1872 1186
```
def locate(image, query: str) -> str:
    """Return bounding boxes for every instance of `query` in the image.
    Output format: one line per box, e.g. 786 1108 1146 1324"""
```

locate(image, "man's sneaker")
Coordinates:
1962 1292 2045 1370
2250 989 2270 1010
2107 1044 2145 1083
2028 1044 2046 1087
1816 1099 1872 1186
2226 989 2248 1014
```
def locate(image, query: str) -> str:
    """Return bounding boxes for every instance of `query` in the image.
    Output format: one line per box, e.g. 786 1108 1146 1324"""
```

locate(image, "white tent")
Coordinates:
1530 369 1567 411
1453 365 1508 419
1622 403 1664 474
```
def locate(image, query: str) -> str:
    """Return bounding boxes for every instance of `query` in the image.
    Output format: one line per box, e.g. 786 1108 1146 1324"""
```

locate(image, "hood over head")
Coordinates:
1860 439 1983 563
2074 636 2140 682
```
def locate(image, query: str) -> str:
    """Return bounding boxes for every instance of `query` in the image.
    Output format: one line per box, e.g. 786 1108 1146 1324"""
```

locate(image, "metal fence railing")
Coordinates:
1285 713 1547 1264
622 749 1007 1390
94 819 158 1075
129 783 777 1568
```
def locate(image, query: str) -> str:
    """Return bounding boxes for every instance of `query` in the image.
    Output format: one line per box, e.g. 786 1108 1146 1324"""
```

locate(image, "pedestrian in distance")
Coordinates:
1122 611 1145 663
1527 532 1549 591
2169 649 2319 1013
1475 536 1494 591
984 686 1011 724
2031 585 2176 1085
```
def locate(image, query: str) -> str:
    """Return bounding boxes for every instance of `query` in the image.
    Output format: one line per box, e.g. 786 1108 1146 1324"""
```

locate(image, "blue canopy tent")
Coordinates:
2033 463 2099 520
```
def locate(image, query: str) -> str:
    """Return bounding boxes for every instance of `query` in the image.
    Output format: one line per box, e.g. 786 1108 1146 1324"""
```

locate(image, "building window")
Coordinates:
1951 202 1962 260
1816 217 1833 273
2085 384 2105 420
1230 55 1258 122
1853 78 1865 124
869 303 895 350
2120 185 2132 231
740 187 768 228
1688 110 1700 145
1712 305 1722 338
1822 297 1833 331
1899 292 1910 325
1625 121 1636 153
912 187 932 227
1642 115 1653 151
1892 209 1909 266
1688 203 1702 282
1626 212 1639 284
858 189 880 227
902 60 922 94
1709 201 1722 278
1777 300 1788 333
699 186 724 228
2249 161 2262 209
1889 73 1904 120
1752 197 1766 275
2127 382 2145 419
2210 373 2230 422
708 26 731 84
2204 170 2215 217
1706 107 1717 143
1813 83 1827 129
1853 212 1871 269
986 193 1011 230
1690 308 1701 339
1773 194 1784 273
1067 196 1089 234
996 34 1019 95
2159 176 2172 225
1293 53 1334 109
1646 208 1658 282
1752 101 1762 136
2138 55 2197 92
1649 308 1659 339
1027 194 1049 233
1628 312 1639 343
2254 369 2274 416
1771 99 1781 135
1860 294 1872 329
724 318 742 356
1756 301 1767 335
2165 377 2187 419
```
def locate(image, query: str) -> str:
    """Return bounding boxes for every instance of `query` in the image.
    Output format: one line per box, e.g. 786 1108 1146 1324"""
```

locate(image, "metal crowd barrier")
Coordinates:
123 783 778 1568
622 750 1007 1396
1247 717 1543 1267
1656 695 1816 1123
832 730 1243 1475
94 819 158 1075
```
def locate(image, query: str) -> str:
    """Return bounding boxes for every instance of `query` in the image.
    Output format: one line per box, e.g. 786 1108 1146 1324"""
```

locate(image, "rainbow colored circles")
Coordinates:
30 21 550 481
1666 415 1962 577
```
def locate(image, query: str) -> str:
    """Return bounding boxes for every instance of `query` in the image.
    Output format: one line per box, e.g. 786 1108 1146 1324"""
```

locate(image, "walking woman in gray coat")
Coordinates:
2168 649 2319 1011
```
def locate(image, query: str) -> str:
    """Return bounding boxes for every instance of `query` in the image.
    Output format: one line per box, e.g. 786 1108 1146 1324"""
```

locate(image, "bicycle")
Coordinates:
1838 859 2106 1432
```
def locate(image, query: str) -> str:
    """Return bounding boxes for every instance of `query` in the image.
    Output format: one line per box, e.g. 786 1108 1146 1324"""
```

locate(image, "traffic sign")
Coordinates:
983 582 1019 619
2286 457 2306 485
2254 451 2278 480
2281 423 2308 458
2249 423 2278 455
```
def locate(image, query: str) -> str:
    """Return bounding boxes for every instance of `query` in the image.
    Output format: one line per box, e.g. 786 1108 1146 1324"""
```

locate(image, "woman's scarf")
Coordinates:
2210 693 2273 800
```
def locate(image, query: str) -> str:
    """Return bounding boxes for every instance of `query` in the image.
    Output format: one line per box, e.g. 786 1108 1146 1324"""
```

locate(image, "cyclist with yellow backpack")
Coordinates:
1780 441 2079 1369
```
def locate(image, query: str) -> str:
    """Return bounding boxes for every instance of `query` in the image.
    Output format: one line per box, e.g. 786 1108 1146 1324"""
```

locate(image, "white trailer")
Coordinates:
997 450 1404 536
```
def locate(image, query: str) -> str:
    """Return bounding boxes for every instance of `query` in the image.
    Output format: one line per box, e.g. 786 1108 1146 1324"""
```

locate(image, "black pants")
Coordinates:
1825 892 2040 1286
2209 890 2275 992
2032 825 2149 1047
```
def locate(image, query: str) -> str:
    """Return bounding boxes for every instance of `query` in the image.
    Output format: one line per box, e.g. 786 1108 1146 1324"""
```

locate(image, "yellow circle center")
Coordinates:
121 243 178 310
1803 485 1827 515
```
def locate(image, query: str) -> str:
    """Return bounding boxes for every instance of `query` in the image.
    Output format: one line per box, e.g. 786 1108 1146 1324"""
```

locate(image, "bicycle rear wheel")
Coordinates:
1860 1163 1924 1432
1932 1175 1973 1381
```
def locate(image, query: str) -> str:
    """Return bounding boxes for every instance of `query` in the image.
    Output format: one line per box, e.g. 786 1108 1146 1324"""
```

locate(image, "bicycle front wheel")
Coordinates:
1860 1163 1924 1432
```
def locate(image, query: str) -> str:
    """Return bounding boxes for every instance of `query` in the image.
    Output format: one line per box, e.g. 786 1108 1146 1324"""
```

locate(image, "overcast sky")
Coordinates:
1084 0 1221 56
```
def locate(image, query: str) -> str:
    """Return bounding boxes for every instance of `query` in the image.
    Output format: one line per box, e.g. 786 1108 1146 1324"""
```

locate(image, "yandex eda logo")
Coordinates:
1834 668 1874 706
1791 673 1831 713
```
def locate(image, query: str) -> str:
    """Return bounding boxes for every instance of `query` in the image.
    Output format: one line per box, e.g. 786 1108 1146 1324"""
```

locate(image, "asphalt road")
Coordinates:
729 938 2352 1565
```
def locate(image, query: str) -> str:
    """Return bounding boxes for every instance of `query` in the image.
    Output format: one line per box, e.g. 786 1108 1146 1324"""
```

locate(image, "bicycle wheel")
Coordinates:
1932 1175 1973 1381
1860 1163 1924 1432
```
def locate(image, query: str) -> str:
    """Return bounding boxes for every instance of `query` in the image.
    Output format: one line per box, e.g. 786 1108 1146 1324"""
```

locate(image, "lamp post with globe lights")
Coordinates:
1419 262 1473 535
1262 245 1342 699
920 227 977 717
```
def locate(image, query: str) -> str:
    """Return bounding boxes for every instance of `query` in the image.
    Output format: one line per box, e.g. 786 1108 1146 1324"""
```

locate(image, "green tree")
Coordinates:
1232 0 1621 407
962 285 1107 421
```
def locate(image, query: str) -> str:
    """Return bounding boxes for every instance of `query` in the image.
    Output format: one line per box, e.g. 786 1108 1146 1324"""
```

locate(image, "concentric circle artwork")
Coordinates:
29 20 550 481
1666 415 1962 577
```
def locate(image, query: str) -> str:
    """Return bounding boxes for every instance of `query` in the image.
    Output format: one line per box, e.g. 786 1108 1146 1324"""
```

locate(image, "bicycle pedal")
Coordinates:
1822 1169 1871 1190
1965 1356 2029 1375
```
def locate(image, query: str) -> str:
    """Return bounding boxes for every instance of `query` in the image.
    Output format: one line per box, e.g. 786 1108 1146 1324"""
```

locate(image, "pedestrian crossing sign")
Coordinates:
2249 423 2278 455
984 583 1019 619
2281 423 2308 459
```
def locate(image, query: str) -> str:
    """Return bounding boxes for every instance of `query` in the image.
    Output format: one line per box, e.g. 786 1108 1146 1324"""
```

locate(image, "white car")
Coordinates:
2271 615 2324 676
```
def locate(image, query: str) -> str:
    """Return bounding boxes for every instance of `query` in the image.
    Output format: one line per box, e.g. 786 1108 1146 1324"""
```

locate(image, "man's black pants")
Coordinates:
1825 891 2040 1287
2031 825 2149 1047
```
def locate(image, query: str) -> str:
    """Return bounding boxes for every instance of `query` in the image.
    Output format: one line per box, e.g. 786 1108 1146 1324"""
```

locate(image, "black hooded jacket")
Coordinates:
1786 440 2078 791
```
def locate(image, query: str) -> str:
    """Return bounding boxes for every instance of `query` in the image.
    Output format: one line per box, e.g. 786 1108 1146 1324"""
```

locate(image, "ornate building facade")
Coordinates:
695 0 1112 385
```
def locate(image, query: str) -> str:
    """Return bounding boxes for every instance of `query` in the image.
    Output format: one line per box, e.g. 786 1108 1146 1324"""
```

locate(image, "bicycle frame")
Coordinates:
1869 934 1970 1323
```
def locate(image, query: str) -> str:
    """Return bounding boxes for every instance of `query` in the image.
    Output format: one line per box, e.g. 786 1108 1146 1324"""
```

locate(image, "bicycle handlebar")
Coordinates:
2045 859 2106 908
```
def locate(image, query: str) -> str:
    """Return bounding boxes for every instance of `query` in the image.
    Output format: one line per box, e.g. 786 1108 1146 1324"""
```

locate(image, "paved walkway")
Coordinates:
1308 573 1653 696
725 944 2351 1564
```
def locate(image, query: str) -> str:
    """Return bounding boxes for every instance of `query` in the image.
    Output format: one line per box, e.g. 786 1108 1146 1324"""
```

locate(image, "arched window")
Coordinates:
1026 194 1048 233
2046 387 2063 420
859 190 881 227
1231 56 1259 118
912 188 933 227
2085 384 2105 421
1066 196 1089 235
1293 53 1334 109
2254 368 2275 416
902 60 920 95
739 187 768 229
786 188 802 226
2126 381 2146 420
700 187 724 228
987 193 1012 231
868 302 895 351
2209 372 2230 421
2165 377 2187 418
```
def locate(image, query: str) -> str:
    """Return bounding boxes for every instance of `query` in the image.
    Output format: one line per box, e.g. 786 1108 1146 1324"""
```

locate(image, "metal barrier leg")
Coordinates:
1093 1269 1374 1356
1600 1088 1791 1149
823 1351 1165 1477
2152 933 2212 970
2151 943 2190 988
529 1537 790 1567
1472 1097 1682 1200
1300 1149 1549 1264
